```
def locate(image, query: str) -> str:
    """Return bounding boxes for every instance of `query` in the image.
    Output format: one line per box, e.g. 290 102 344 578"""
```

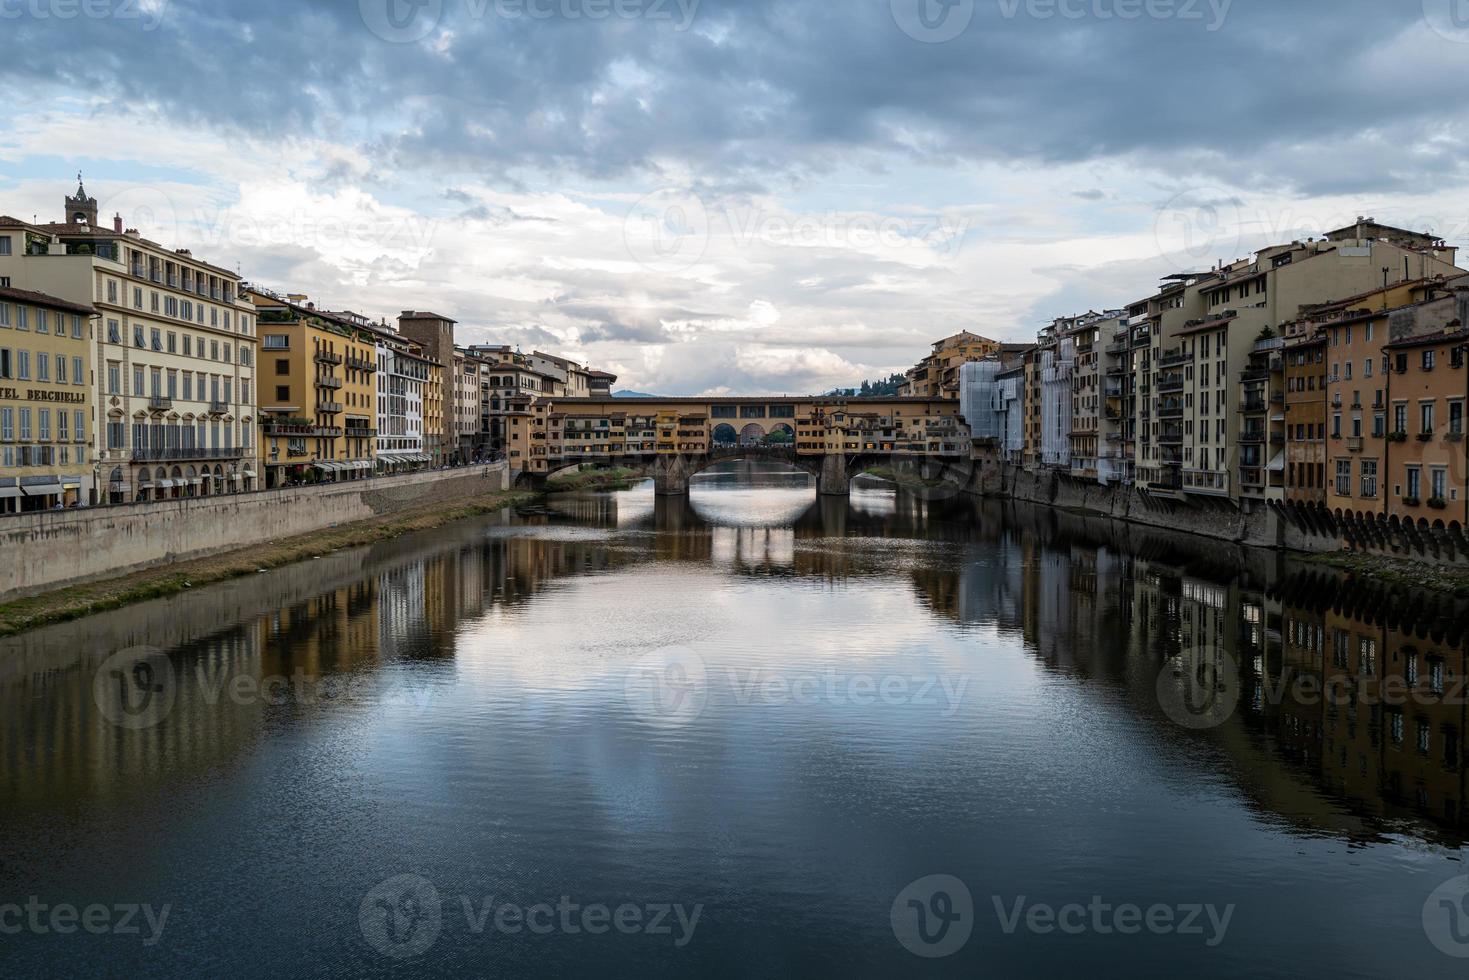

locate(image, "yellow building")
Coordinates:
900 331 1003 398
0 179 259 502
0 286 95 510
246 289 378 487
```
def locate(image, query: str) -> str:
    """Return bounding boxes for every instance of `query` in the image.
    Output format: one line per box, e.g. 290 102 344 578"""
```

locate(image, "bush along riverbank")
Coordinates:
545 466 644 492
0 487 538 637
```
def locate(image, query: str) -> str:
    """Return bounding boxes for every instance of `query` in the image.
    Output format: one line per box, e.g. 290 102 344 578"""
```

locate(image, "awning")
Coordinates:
61 477 81 487
0 487 21 498
1268 451 1286 473
157 479 175 488
21 482 64 496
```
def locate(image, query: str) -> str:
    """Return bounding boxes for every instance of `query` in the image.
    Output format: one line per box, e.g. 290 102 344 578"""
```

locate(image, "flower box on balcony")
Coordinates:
1402 496 1421 507
1428 497 1448 510
1388 431 1408 443
1417 431 1435 442
1448 431 1465 443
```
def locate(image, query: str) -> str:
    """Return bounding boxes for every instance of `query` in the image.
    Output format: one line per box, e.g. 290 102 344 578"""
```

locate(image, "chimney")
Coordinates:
113 212 123 233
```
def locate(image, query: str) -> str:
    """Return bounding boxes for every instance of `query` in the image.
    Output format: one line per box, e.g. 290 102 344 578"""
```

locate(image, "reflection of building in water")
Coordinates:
1 625 264 807
378 561 428 659
1276 594 1467 831
259 579 380 678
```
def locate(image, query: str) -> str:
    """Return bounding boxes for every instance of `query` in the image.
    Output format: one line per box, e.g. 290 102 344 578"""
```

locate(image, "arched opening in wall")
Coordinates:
170 466 184 499
185 465 198 497
765 423 794 446
712 423 738 446
739 423 765 446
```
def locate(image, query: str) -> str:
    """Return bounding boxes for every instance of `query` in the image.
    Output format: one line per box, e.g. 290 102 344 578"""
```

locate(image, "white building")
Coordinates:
1040 337 1074 469
375 333 432 471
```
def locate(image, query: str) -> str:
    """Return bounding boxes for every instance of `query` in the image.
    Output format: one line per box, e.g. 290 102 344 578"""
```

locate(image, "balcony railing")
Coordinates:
346 355 377 372
344 426 376 438
1240 429 1267 444
316 376 343 389
209 400 228 415
317 401 343 414
147 395 172 411
315 351 344 365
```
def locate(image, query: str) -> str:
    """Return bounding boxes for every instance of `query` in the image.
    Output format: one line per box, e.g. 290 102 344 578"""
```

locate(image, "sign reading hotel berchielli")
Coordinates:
0 388 88 403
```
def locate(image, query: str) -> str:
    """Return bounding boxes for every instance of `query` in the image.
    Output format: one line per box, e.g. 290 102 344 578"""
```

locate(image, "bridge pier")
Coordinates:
651 454 696 496
817 454 851 496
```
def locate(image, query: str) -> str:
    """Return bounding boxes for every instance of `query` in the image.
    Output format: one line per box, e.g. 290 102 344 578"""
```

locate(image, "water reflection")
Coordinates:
1 463 1467 975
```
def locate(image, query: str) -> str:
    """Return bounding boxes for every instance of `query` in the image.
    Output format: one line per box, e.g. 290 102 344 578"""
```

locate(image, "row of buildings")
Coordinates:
958 218 1469 527
0 179 615 508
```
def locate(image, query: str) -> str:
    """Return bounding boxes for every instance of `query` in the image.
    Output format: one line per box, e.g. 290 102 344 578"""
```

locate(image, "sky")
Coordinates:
3 0 1468 395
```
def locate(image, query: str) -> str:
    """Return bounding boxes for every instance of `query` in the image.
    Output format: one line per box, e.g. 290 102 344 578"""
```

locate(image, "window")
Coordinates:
1432 468 1447 501
57 410 68 441
107 362 120 395
133 324 145 348
1452 401 1464 435
276 358 290 375
0 407 10 441
72 356 83 386
1430 659 1446 695
1422 403 1435 434
1394 403 1408 434
151 327 162 351
37 409 49 442
1407 466 1422 500
1335 459 1352 496
276 385 290 401
0 236 9 255
35 310 48 334
18 408 30 441
0 303 9 328
17 350 29 380
133 365 143 395
15 306 27 330
1424 350 1437 371
1361 460 1378 498
55 355 66 384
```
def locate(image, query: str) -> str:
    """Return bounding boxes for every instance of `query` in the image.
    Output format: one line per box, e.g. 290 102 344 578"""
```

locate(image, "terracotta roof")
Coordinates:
1384 327 1469 351
0 286 95 316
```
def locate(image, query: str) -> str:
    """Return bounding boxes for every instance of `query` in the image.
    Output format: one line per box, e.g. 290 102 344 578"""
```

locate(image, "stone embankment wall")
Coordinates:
966 462 1469 567
0 463 509 601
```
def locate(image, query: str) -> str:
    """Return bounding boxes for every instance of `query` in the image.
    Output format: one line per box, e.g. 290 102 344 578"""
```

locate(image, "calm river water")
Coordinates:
2 461 1468 977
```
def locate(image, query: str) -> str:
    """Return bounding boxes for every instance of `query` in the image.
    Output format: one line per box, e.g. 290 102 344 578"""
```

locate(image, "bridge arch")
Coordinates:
712 423 738 446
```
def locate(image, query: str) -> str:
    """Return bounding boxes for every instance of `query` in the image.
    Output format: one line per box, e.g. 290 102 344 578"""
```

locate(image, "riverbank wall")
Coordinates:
966 461 1469 569
0 463 509 601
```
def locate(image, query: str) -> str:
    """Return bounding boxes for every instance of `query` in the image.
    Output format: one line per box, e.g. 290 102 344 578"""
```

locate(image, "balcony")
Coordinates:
1239 397 1266 413
1158 399 1185 420
315 351 344 366
1160 350 1190 368
346 354 377 372
147 395 172 411
1239 466 1264 488
1347 436 1363 452
209 400 228 415
316 376 343 389
1158 376 1185 395
1158 427 1184 446
1239 429 1266 445
344 425 376 439
317 401 343 414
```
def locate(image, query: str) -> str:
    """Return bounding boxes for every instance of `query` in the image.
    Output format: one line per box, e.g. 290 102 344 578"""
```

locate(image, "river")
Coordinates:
1 461 1466 977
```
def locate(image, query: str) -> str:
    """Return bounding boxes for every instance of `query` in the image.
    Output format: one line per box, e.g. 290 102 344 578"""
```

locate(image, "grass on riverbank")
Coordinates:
545 466 644 492
0 487 538 637
1302 549 1469 597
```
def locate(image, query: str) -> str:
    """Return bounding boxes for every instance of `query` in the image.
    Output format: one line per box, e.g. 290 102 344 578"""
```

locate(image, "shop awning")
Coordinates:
21 482 65 496
0 487 21 498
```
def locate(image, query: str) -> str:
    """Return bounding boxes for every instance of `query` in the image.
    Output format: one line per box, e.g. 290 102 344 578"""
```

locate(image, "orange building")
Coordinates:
1282 329 1326 504
1382 324 1468 524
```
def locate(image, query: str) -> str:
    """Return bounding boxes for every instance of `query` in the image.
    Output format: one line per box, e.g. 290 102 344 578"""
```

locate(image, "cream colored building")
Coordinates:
0 180 258 502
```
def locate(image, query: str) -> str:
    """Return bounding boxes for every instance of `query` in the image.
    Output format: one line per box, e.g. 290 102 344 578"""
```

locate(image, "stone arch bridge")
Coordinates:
513 395 971 496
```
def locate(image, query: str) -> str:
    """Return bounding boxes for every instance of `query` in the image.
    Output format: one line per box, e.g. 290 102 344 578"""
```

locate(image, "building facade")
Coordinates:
0 287 95 509
0 181 258 503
